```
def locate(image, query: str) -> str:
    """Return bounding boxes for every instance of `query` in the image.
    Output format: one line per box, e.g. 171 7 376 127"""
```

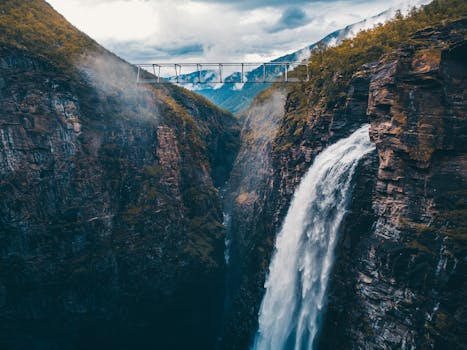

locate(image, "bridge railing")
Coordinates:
135 62 310 84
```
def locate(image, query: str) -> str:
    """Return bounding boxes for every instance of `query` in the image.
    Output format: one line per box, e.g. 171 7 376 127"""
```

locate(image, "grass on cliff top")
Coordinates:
0 0 238 266
0 0 101 68
0 0 237 119
301 0 467 107
266 0 466 149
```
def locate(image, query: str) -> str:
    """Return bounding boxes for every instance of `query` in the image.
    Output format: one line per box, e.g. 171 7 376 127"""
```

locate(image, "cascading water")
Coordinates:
252 124 375 350
223 212 232 265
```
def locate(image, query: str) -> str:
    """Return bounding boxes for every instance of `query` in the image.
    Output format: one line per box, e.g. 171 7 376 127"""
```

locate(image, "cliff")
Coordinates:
1 0 465 349
222 54 379 350
222 2 466 348
0 1 240 349
317 18 467 349
321 20 467 349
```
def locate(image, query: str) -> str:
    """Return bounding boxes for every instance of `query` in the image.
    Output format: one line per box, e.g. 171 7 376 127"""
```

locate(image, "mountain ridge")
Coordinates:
0 0 240 349
165 8 398 113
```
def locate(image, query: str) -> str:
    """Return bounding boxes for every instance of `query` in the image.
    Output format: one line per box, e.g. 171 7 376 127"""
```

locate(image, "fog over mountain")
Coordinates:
1 1 465 350
165 8 402 113
46 0 431 63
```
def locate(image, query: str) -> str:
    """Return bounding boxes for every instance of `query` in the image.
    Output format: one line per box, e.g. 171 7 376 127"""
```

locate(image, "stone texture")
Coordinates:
221 60 379 349
335 20 467 349
223 19 466 350
0 40 239 349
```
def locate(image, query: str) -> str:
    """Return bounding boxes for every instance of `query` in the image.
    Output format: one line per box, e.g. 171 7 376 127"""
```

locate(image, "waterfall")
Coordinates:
252 124 375 350
223 212 232 265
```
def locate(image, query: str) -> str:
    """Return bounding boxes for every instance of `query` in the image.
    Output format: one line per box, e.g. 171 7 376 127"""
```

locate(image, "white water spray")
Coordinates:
252 125 375 350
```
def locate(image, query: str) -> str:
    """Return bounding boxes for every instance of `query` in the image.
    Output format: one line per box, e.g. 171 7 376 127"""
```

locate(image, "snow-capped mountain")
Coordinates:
169 8 399 113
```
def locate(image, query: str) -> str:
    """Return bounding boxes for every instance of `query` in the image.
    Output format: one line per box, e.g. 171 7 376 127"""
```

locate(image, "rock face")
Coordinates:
222 19 466 350
222 55 379 350
1 1 465 349
0 1 240 349
321 20 466 349
221 89 287 348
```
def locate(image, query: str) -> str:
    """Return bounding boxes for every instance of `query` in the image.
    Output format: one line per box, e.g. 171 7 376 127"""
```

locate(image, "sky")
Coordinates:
46 0 432 64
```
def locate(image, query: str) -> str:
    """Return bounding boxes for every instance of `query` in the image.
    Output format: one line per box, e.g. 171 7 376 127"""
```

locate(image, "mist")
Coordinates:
76 51 165 123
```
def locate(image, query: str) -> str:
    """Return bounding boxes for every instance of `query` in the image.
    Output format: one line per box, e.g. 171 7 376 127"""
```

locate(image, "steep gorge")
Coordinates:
222 12 466 350
0 0 466 349
0 1 239 349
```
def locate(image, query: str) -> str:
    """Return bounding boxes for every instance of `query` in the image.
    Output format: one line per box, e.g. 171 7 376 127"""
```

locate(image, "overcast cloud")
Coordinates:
46 0 432 63
268 7 310 33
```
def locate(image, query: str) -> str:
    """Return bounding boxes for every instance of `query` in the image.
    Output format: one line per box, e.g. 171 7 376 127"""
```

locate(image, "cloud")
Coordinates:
194 0 317 9
269 7 310 33
105 41 205 62
163 43 205 57
47 0 434 64
56 0 341 9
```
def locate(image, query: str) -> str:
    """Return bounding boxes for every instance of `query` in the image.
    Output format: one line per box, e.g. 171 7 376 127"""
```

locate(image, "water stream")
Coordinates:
252 124 375 350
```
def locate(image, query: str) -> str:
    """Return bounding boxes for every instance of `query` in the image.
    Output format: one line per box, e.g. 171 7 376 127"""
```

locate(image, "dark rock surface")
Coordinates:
221 58 379 349
323 20 467 349
0 2 240 347
222 20 466 350
1 1 465 349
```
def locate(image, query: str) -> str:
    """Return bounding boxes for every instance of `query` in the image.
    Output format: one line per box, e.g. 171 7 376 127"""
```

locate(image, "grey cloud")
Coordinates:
195 0 311 8
68 0 356 10
269 7 310 33
104 41 204 62
193 0 361 9
165 43 204 56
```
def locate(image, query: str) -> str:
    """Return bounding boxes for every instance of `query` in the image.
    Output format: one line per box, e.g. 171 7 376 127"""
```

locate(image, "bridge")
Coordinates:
135 62 310 84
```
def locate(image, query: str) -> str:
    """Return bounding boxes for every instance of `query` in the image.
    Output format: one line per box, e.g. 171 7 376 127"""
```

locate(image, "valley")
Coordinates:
0 0 465 349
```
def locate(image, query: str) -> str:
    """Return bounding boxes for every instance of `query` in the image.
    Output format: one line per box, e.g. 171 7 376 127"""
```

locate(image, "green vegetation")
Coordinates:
269 0 466 153
406 240 434 254
185 214 224 266
302 0 467 107
0 0 240 270
0 0 100 68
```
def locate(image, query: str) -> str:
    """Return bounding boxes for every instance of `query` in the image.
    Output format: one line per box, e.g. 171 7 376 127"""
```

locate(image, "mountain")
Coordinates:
220 1 466 348
1 0 466 349
0 0 240 349
167 8 397 113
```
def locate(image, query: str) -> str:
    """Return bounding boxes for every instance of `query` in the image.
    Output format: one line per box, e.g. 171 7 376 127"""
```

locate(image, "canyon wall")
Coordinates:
223 19 466 350
0 2 240 348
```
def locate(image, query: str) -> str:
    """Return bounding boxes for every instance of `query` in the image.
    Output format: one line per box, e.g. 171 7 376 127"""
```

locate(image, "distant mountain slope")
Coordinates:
168 9 396 113
0 0 239 349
